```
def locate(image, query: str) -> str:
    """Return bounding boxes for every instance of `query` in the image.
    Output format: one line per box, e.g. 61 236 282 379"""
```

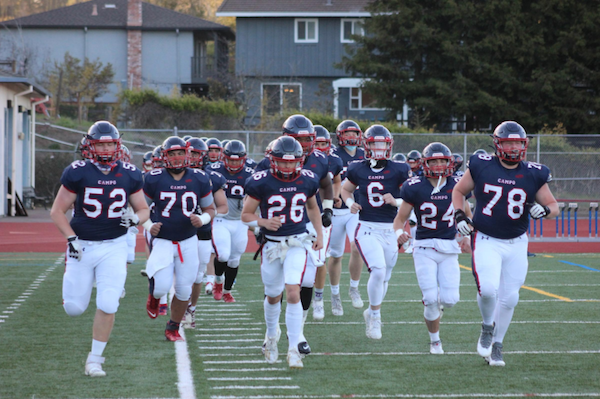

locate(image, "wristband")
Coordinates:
345 198 355 208
395 229 407 239
395 198 403 207
322 199 334 210
142 220 154 231
199 213 212 226
244 219 259 228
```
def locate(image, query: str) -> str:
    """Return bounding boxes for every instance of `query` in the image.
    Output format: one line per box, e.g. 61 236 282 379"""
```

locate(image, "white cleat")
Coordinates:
363 309 382 340
331 293 344 316
205 282 213 295
85 353 106 377
349 286 364 309
264 336 279 364
312 298 324 321
430 340 444 354
477 323 495 357
262 324 281 355
486 342 506 366
287 347 304 369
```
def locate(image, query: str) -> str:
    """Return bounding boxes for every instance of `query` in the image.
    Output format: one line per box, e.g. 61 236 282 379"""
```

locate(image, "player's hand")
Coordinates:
321 208 333 227
190 214 204 228
263 216 283 231
350 202 362 214
312 235 324 251
382 193 397 206
150 222 162 236
459 236 472 254
333 197 342 208
67 235 82 261
529 203 550 219
454 209 474 236
396 230 411 248
120 208 140 228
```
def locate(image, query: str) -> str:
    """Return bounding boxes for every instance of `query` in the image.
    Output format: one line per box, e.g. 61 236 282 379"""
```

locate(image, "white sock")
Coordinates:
367 268 385 307
314 288 324 300
350 279 360 288
207 275 215 284
477 293 496 326
91 339 107 357
160 295 168 305
216 275 224 284
264 298 281 338
330 284 340 295
370 308 381 318
429 331 440 342
493 303 515 344
286 301 303 350
189 305 196 311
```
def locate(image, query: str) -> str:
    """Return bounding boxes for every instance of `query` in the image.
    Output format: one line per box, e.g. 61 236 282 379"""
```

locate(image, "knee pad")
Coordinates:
63 301 87 317
217 249 231 263
97 290 120 314
439 289 460 309
423 303 440 321
370 267 385 285
499 290 520 309
227 260 240 269
478 282 497 300
174 286 192 302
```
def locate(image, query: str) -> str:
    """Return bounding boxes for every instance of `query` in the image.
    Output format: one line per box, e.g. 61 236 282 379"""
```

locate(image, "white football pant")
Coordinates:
212 218 248 268
328 210 359 258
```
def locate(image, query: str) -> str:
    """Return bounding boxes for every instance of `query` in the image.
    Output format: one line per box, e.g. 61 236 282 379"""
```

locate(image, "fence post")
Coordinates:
463 133 467 168
174 126 178 137
536 134 540 163
246 130 250 156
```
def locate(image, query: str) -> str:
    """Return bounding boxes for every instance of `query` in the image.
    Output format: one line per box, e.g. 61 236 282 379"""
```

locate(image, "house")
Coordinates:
0 67 49 217
217 0 398 124
0 0 234 103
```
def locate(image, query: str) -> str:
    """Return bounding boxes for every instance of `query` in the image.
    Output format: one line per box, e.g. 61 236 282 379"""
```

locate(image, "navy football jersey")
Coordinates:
197 170 227 234
303 150 329 212
254 156 271 172
245 169 320 237
143 168 214 241
61 160 144 241
400 176 461 240
245 158 258 170
210 163 255 220
346 160 412 223
333 146 365 210
468 154 552 239
327 151 344 181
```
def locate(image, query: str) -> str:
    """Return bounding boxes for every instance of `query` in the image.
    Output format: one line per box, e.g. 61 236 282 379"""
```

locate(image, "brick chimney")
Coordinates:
127 0 142 89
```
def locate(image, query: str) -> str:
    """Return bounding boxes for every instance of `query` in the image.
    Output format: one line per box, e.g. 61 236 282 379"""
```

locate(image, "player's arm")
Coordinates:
50 185 77 238
332 173 342 208
241 196 281 231
128 190 150 225
341 180 361 213
214 188 229 216
452 170 475 235
191 192 216 228
393 201 413 246
319 173 334 227
531 183 559 219
306 195 324 251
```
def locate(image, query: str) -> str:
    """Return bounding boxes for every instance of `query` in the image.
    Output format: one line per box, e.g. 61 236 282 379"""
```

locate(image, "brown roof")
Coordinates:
217 0 371 16
2 0 234 38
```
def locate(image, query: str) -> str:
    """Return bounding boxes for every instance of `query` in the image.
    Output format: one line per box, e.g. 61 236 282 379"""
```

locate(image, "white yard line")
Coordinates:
175 327 196 399
310 350 600 356
210 393 600 398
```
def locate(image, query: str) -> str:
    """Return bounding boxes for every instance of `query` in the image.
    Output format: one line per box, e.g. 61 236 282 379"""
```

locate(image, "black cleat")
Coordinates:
298 341 311 356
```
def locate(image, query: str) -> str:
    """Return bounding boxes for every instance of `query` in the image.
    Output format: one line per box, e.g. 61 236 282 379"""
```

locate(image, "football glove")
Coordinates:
120 208 140 228
529 203 550 219
321 208 333 228
67 235 82 261
454 209 474 236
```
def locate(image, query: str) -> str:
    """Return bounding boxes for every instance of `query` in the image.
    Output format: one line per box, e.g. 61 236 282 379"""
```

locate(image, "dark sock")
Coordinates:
224 265 239 290
300 286 313 311
166 320 180 330
148 277 155 295
214 260 227 280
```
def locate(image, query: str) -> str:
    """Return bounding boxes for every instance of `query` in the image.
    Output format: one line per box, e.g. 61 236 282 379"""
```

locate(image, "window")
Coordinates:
341 19 364 43
262 83 302 115
350 87 382 110
295 19 318 43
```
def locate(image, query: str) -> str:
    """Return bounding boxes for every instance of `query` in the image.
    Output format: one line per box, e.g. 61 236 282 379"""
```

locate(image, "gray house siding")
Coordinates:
236 18 349 77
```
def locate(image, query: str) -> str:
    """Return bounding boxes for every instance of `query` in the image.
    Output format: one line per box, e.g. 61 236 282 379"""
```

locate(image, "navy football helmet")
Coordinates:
473 148 488 156
422 142 454 178
142 151 153 172
363 125 393 160
452 153 463 173
265 140 276 156
223 140 247 173
314 125 332 153
86 121 121 164
335 119 362 147
79 136 90 160
151 145 163 168
492 121 528 163
186 138 208 168
407 150 422 172
120 145 131 163
392 153 407 163
182 135 192 141
269 136 304 181
282 114 316 155
206 138 223 163
162 136 189 171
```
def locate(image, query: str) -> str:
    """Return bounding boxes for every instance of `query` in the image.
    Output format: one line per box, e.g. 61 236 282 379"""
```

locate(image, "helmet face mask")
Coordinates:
119 145 131 163
407 150 422 172
452 153 463 173
314 125 331 153
223 140 247 173
336 120 362 147
186 138 207 169
162 137 189 171
86 121 121 164
152 146 164 168
80 137 90 160
142 151 153 172
269 136 304 181
422 142 454 178
363 125 393 161
492 121 529 163
206 138 223 162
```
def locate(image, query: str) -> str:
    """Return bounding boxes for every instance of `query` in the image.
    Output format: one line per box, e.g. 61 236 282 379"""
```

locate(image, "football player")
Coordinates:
142 151 153 173
452 153 464 178
210 140 255 303
392 153 407 163
205 138 223 167
241 136 323 369
50 121 149 377
407 150 423 176
394 142 467 354
143 136 215 341
311 125 343 321
341 125 412 340
184 137 228 328
452 121 558 366
328 120 366 317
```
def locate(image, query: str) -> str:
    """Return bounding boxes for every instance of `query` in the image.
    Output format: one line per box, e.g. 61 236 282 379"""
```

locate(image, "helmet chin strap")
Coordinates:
431 175 444 195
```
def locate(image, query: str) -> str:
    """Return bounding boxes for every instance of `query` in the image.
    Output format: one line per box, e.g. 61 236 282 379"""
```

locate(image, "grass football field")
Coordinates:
0 252 599 399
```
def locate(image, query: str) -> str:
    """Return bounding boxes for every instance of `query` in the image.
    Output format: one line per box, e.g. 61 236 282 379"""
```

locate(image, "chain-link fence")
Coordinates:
34 123 600 201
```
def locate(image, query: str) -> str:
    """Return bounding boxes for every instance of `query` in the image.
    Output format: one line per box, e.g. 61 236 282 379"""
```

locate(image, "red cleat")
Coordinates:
223 292 236 303
213 283 223 301
146 294 159 319
159 304 168 316
165 328 184 342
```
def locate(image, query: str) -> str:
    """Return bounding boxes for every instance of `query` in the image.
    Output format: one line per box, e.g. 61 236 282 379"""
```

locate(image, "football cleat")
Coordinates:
183 304 195 329
213 283 223 301
349 286 364 309
264 336 279 364
140 269 148 277
223 292 236 303
165 328 185 342
262 324 281 355
205 282 213 295
312 298 324 321
430 340 444 354
486 342 505 366
477 323 495 357
146 294 159 319
159 304 168 316
298 340 311 356
287 347 304 369
85 353 106 377
363 309 382 340
331 293 344 316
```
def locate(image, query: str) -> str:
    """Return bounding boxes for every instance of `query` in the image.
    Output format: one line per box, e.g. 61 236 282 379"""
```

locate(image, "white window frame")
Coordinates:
341 18 364 43
349 87 385 111
295 18 319 43
260 82 303 116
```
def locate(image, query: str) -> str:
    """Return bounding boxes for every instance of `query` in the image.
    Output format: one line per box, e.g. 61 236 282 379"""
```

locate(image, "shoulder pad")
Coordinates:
193 169 207 175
